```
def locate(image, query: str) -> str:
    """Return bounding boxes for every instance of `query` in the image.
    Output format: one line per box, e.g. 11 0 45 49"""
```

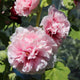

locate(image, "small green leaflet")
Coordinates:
59 9 68 17
45 62 70 80
8 73 16 80
0 61 5 73
0 50 7 61
0 50 7 73
63 0 74 9
69 28 80 40
40 0 52 8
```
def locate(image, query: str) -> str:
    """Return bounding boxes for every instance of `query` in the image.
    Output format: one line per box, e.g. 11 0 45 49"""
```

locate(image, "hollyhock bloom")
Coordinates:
8 26 57 74
14 0 40 16
9 5 21 24
40 6 70 46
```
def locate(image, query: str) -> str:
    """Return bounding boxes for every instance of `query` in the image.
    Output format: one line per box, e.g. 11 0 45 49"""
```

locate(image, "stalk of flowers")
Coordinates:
40 5 70 46
14 0 40 17
8 26 58 74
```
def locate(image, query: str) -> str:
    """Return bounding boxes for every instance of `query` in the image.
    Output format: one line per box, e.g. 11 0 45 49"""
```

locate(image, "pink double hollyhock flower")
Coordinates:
40 6 70 46
14 0 40 16
8 26 57 74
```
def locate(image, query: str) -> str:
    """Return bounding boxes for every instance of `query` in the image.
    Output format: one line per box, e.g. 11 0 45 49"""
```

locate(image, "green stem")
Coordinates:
36 7 42 27
12 22 15 33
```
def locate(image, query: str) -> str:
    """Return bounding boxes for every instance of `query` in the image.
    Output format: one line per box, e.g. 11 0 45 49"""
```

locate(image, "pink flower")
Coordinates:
8 26 57 74
40 6 70 46
14 0 40 16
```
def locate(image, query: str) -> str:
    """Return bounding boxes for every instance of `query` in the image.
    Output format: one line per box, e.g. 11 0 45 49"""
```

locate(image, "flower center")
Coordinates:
47 30 59 40
25 51 30 57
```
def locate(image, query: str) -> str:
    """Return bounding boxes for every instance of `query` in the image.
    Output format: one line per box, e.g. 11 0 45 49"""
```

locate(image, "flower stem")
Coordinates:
12 22 15 33
36 7 42 27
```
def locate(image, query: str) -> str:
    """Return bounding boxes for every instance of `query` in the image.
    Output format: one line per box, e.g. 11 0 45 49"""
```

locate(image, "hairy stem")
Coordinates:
36 7 42 27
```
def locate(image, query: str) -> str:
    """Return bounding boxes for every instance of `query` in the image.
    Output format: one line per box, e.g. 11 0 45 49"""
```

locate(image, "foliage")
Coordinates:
44 62 70 80
40 0 52 8
0 50 7 73
70 28 80 40
63 0 75 9
57 37 80 80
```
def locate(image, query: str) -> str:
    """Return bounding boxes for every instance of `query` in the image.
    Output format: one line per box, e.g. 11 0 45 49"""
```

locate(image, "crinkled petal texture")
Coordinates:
8 26 57 74
40 6 70 46
14 0 40 16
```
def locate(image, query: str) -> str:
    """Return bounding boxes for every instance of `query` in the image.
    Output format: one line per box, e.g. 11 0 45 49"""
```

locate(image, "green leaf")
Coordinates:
0 31 9 47
0 62 5 73
45 62 70 80
0 50 7 73
59 9 68 17
40 0 52 8
63 0 74 9
8 73 16 80
69 28 80 40
0 50 7 61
